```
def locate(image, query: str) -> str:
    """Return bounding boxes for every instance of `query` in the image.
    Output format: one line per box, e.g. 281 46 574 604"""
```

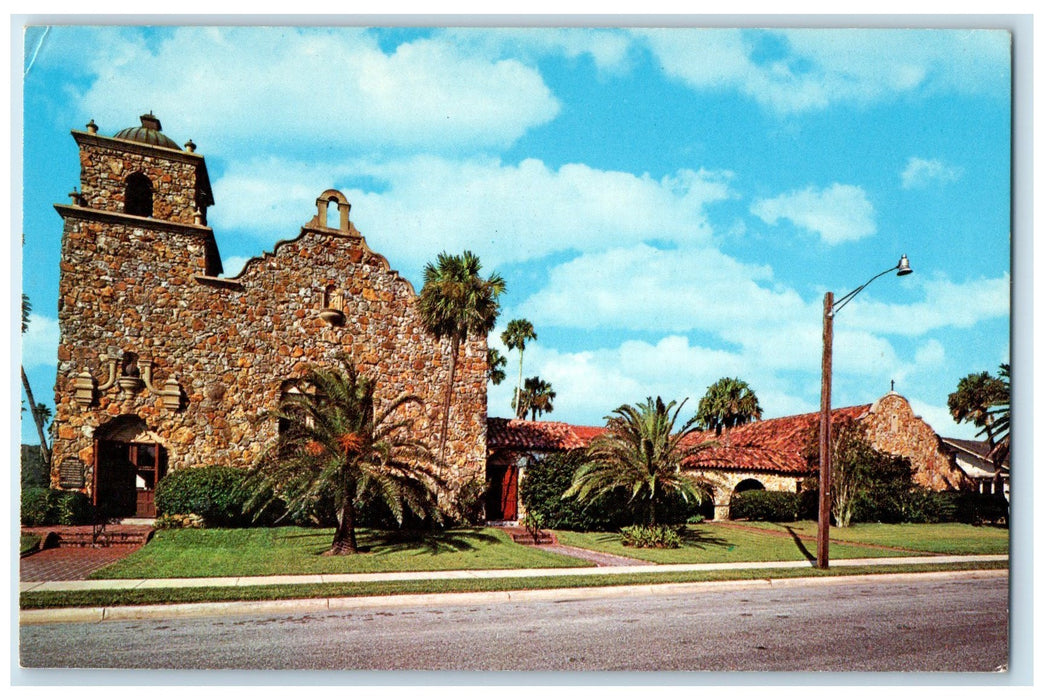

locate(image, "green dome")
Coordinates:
113 113 180 150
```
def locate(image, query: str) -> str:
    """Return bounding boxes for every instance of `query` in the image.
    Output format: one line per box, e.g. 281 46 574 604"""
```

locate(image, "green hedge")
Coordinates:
729 490 801 521
20 488 95 526
154 465 256 527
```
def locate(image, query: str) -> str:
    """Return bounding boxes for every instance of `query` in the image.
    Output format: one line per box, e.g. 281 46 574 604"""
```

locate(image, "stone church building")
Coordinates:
49 114 487 517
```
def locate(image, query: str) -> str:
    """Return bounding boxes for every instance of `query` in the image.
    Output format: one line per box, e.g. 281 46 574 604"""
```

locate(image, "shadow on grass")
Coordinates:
677 525 731 551
362 528 502 556
783 525 815 562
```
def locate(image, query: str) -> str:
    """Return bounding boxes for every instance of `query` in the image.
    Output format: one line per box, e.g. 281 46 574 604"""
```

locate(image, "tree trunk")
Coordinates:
327 499 359 555
21 366 51 468
515 349 525 419
438 337 460 466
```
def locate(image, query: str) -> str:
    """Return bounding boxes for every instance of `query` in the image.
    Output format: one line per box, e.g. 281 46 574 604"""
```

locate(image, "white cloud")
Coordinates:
914 339 947 367
22 314 59 370
751 184 876 245
900 157 964 190
637 28 1010 115
439 28 633 74
488 333 811 426
210 156 734 273
68 27 559 154
842 273 1010 336
517 243 793 334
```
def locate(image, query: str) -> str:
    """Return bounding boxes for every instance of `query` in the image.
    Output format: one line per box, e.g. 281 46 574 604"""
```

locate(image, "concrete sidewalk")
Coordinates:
19 558 1008 626
20 554 1007 593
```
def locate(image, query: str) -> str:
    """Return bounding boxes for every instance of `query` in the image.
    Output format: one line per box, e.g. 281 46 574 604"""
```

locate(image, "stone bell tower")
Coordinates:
49 113 221 512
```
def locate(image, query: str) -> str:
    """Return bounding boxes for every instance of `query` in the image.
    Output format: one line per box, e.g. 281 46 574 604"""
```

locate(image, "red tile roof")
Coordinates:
486 418 600 452
487 404 872 476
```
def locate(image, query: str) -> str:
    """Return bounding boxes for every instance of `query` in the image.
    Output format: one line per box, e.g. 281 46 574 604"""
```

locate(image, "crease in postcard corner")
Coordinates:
24 26 50 78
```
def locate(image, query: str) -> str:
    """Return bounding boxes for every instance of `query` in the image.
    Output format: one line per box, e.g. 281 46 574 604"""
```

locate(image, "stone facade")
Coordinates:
50 116 486 516
685 470 802 521
859 392 968 491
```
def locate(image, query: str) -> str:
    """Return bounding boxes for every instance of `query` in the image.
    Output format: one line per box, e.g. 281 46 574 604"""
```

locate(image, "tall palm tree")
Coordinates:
695 377 763 436
948 370 1008 447
21 294 50 467
517 375 556 420
418 251 505 460
487 347 507 386
246 359 441 555
565 396 711 527
501 318 537 419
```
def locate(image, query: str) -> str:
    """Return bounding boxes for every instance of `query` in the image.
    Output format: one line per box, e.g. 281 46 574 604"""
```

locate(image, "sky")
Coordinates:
16 24 1013 444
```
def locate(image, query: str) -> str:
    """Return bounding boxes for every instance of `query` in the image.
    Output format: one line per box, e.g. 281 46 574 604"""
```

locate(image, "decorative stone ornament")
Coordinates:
72 371 96 408
140 358 185 411
319 307 346 326
117 375 144 394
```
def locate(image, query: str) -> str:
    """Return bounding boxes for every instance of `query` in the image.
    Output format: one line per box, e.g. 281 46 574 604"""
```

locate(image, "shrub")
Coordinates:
20 488 96 526
620 524 681 549
941 491 1008 525
155 465 254 527
21 487 53 527
155 513 205 529
729 490 801 521
519 451 634 532
453 477 487 525
54 490 94 525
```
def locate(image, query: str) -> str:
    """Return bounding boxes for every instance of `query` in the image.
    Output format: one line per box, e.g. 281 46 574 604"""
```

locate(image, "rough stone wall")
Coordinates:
75 133 205 225
51 134 486 506
686 469 801 521
861 392 969 491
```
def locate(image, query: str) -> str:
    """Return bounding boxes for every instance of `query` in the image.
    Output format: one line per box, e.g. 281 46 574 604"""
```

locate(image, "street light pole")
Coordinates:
817 291 833 568
817 255 912 569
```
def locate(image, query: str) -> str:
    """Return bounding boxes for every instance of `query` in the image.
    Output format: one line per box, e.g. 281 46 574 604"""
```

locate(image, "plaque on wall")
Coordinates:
58 459 85 489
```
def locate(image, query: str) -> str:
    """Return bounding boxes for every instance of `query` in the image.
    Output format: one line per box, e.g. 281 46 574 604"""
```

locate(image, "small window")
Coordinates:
125 173 153 217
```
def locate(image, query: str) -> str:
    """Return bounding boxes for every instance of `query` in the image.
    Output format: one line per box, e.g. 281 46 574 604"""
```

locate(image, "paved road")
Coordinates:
19 571 1008 672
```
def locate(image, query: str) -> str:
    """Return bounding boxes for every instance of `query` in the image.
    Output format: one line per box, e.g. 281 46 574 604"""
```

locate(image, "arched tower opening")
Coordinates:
124 172 154 217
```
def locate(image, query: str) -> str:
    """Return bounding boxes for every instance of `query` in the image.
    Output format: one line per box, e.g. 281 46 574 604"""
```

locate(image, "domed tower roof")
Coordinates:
113 112 180 150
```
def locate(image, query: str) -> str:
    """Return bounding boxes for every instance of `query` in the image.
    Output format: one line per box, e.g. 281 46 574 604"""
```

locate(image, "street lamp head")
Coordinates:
896 254 913 276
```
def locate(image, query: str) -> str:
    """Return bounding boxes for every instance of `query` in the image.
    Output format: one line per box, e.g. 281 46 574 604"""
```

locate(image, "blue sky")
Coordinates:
17 25 1012 444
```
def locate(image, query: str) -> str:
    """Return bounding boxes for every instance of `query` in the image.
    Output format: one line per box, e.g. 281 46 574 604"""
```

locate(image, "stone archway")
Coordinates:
93 415 168 518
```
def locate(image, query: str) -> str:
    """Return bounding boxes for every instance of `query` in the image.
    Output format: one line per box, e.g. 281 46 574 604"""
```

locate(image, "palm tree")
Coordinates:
21 294 51 468
417 251 506 460
501 318 537 419
246 359 441 555
565 396 711 527
948 370 1008 447
517 376 556 420
695 377 763 436
487 347 507 386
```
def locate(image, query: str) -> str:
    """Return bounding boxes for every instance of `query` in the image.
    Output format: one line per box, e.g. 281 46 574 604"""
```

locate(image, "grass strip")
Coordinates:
21 560 1007 610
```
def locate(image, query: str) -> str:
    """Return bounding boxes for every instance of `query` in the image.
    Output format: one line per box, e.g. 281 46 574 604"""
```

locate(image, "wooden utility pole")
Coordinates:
817 292 833 569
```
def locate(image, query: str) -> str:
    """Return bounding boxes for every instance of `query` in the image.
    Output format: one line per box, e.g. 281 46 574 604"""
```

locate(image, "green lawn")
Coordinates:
91 526 589 579
554 521 1007 564
742 521 1010 555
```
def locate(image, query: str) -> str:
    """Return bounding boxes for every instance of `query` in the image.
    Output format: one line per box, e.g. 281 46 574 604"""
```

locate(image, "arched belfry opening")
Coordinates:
315 189 351 231
124 172 154 217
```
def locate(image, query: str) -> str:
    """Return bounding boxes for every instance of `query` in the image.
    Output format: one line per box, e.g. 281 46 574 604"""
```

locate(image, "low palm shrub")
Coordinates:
620 524 682 549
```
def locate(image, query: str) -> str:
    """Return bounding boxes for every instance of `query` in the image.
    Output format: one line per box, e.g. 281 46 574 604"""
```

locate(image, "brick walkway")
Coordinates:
20 524 153 582
20 545 145 582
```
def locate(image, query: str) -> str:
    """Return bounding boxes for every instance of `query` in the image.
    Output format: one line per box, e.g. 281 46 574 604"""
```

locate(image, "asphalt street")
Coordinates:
19 571 1008 672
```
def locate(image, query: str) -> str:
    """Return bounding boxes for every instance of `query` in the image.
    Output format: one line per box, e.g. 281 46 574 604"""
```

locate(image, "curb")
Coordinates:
19 567 1008 626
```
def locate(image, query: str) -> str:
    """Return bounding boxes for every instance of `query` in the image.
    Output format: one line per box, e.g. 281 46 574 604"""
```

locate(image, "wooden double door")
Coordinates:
94 440 168 518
